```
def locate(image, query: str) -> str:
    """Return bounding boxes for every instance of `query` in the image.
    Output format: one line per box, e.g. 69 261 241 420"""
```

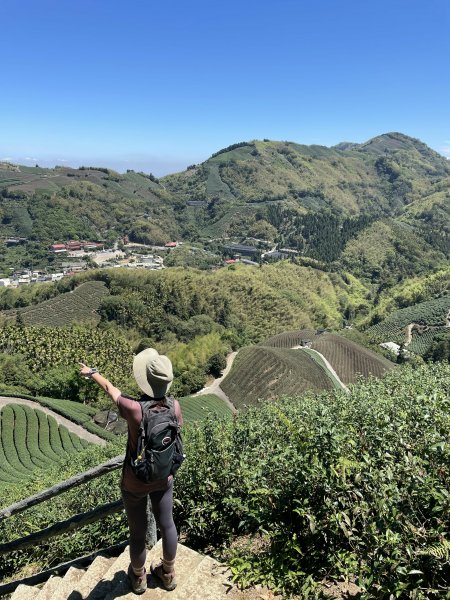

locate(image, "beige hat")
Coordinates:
133 348 173 398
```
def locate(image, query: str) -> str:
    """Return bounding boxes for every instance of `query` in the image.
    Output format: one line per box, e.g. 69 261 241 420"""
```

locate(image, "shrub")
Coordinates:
175 362 450 597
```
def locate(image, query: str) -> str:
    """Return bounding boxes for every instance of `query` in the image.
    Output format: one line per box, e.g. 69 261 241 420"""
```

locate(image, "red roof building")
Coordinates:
165 242 178 248
66 240 82 250
50 244 67 253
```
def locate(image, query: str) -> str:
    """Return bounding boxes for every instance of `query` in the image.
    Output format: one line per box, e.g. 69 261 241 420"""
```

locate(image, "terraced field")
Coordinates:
179 394 233 421
3 281 109 326
310 334 395 384
367 296 450 356
408 327 450 356
0 404 91 485
368 296 450 342
220 346 335 408
262 329 318 348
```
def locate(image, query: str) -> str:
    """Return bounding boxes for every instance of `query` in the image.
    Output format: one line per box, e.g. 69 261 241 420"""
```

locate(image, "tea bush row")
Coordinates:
0 404 91 485
0 394 122 442
176 362 450 597
369 296 450 342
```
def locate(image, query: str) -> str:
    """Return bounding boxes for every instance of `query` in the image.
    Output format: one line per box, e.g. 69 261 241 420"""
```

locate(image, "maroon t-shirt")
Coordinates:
117 395 183 494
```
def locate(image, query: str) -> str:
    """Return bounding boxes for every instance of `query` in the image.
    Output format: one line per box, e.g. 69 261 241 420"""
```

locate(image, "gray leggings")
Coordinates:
121 479 178 569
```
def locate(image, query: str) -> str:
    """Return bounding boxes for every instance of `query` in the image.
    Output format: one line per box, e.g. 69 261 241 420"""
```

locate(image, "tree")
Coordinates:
206 353 227 378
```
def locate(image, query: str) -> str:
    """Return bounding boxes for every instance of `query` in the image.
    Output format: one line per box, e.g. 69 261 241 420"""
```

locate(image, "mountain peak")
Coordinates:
358 132 438 157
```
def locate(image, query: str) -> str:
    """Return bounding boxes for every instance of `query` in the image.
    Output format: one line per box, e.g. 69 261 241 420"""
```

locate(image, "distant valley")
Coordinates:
0 131 449 283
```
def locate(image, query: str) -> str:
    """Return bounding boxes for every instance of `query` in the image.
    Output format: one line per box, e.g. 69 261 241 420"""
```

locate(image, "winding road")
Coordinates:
194 351 238 411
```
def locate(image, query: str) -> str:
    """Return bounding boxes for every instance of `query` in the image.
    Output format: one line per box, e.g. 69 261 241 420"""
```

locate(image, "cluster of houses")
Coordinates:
0 271 65 287
50 241 105 253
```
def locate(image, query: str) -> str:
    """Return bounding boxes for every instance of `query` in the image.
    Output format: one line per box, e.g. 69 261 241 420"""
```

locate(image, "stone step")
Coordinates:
10 584 39 600
35 575 63 600
10 541 260 600
67 555 116 600
172 555 234 600
52 567 85 600
104 540 204 599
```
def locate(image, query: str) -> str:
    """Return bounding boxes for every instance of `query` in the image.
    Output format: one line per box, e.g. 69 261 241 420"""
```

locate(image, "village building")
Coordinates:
65 240 82 251
50 243 67 253
223 244 258 258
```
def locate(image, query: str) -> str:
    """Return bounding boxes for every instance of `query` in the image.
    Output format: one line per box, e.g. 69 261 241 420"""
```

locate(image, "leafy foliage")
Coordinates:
175 362 450 597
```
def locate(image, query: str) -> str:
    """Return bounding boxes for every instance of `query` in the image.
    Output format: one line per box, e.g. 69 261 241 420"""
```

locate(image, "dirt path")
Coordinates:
405 312 450 347
291 345 349 392
405 323 415 346
0 397 106 446
194 351 238 412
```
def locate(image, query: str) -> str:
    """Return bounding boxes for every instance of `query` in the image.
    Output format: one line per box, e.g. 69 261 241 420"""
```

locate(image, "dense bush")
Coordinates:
1 363 450 598
175 362 450 597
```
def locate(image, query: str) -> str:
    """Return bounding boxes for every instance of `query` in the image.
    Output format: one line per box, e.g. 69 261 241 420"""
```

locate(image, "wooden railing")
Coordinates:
0 454 156 596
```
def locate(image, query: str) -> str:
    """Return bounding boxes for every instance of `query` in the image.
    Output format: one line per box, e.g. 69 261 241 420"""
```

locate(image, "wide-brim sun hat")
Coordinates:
133 348 173 398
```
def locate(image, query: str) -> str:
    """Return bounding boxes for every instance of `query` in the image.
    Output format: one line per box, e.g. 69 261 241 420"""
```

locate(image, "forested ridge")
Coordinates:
1 132 449 280
0 132 449 597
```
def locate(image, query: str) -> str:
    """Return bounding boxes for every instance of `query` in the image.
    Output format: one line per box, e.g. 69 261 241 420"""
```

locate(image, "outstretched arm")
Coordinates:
79 363 122 404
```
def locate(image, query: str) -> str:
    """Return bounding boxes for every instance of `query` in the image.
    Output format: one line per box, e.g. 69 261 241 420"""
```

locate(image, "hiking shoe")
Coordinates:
127 564 147 595
151 561 177 591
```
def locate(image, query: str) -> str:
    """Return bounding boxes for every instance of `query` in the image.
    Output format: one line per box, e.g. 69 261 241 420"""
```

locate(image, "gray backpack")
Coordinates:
130 397 184 483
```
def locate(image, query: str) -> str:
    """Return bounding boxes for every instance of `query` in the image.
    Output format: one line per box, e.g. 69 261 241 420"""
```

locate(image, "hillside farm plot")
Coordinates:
301 348 344 390
220 346 335 408
3 281 109 326
311 333 395 385
179 394 233 422
262 329 318 348
408 327 450 356
0 404 91 486
368 296 450 345
203 205 256 238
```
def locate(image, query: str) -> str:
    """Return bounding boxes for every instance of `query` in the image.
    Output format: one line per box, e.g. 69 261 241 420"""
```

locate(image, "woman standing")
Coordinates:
79 348 183 595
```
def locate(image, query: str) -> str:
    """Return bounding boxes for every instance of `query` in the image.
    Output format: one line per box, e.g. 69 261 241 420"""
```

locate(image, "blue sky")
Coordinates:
1 0 449 175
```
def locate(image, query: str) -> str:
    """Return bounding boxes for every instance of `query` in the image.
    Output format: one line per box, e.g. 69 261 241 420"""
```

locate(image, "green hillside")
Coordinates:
368 295 450 355
178 394 233 421
1 133 449 281
0 404 91 486
262 329 395 385
3 280 109 326
310 333 395 384
220 346 337 407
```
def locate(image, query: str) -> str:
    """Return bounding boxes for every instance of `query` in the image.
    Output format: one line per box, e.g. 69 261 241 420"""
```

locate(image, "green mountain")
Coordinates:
1 132 448 279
